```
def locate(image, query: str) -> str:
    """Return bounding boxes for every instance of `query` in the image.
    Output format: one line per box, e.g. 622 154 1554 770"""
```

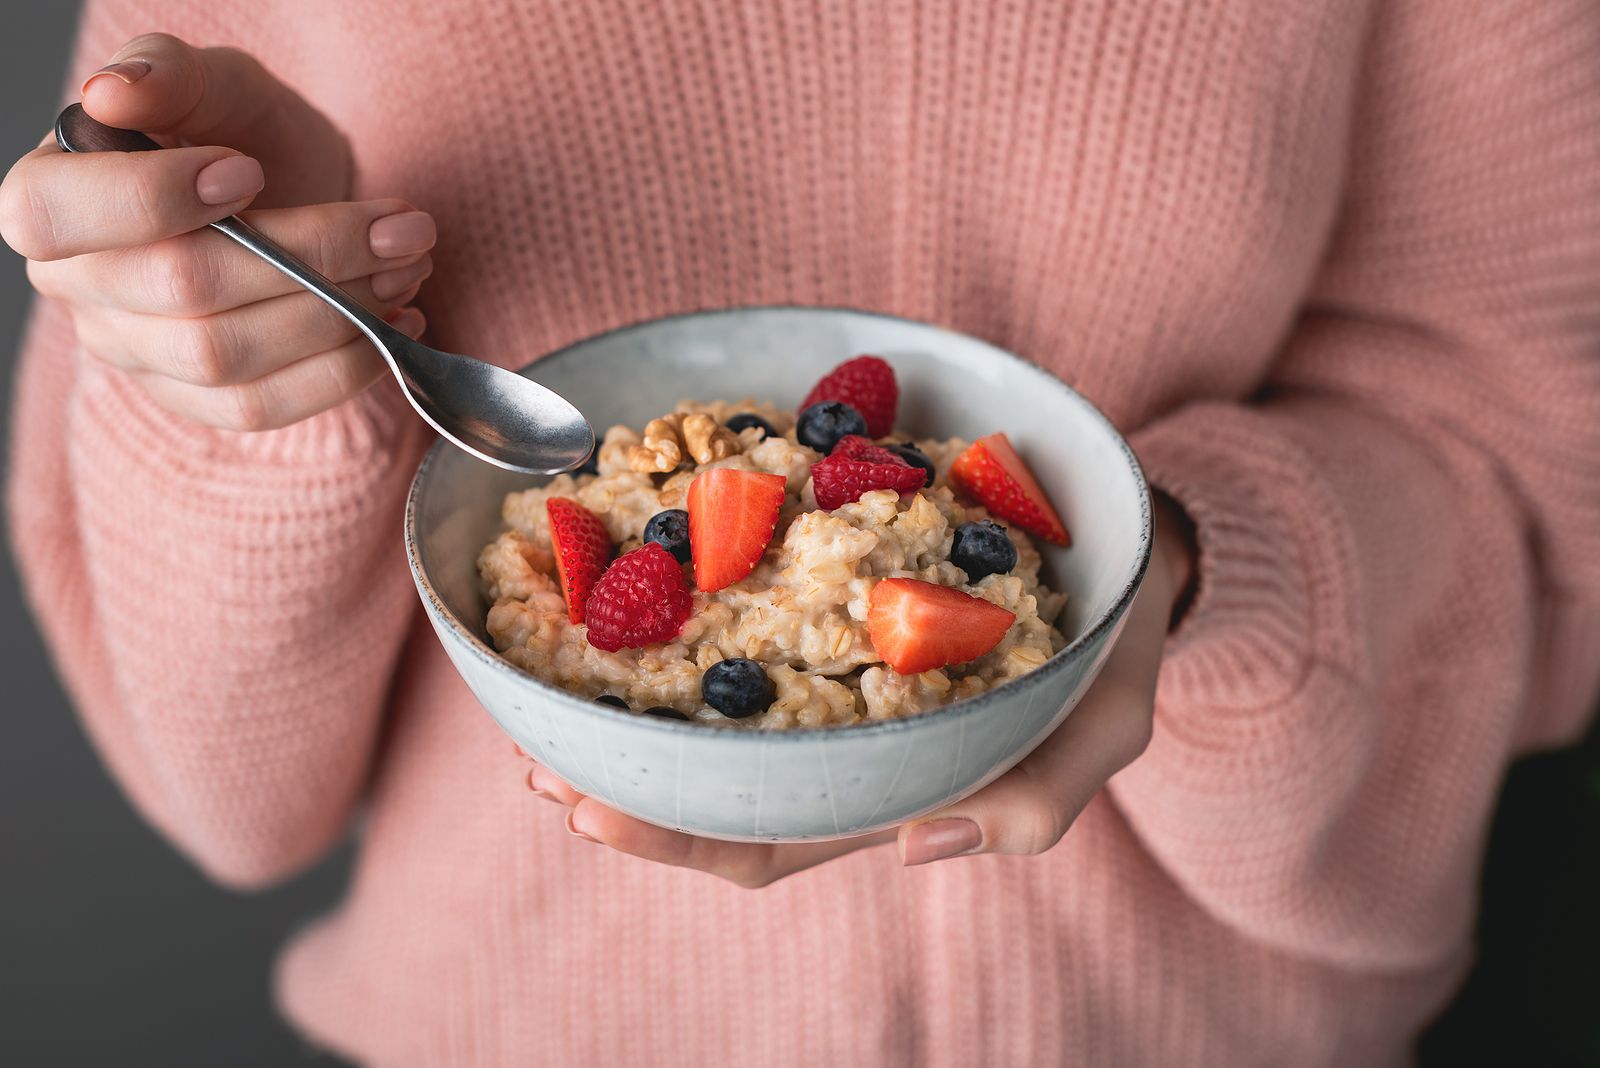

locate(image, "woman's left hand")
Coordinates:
519 495 1196 887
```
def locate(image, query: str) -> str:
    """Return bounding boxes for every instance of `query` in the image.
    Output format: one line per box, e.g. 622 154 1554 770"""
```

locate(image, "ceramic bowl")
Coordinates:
406 306 1150 841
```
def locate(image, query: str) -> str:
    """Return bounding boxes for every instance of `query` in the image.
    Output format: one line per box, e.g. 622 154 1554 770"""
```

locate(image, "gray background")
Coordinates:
0 6 350 1066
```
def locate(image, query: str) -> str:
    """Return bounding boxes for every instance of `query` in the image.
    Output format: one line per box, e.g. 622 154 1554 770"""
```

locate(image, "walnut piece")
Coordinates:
681 412 739 464
626 413 687 472
625 411 740 472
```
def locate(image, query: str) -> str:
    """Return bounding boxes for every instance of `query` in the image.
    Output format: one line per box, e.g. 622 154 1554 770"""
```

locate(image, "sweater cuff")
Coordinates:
1131 403 1359 714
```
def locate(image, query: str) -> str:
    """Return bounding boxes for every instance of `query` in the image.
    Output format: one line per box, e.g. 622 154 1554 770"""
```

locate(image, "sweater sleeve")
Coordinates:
1110 0 1600 969
4 9 430 890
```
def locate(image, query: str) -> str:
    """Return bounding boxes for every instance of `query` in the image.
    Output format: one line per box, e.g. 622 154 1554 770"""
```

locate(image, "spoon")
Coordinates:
55 103 593 475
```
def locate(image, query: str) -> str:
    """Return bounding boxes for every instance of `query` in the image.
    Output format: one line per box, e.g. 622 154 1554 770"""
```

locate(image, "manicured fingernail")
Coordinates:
371 258 432 301
565 810 598 843
901 818 982 866
385 306 426 338
195 155 264 205
369 211 436 258
525 769 555 800
82 59 151 92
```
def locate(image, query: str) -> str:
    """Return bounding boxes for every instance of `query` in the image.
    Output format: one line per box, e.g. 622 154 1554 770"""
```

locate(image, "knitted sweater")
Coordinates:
8 1 1599 1064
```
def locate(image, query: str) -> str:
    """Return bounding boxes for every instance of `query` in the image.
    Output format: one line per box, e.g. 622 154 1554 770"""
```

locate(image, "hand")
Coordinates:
0 34 435 431
516 494 1199 887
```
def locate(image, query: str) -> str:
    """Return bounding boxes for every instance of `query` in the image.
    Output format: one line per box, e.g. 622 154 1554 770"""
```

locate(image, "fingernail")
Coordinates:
565 810 598 843
369 211 436 258
512 742 527 758
81 59 151 92
901 818 982 866
195 155 265 205
385 307 426 338
371 258 432 302
525 769 555 800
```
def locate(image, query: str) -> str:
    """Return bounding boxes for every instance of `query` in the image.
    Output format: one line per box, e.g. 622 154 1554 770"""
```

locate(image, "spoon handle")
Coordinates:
53 103 404 358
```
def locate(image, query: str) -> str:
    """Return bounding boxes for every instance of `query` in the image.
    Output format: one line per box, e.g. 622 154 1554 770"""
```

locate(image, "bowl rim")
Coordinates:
405 304 1153 741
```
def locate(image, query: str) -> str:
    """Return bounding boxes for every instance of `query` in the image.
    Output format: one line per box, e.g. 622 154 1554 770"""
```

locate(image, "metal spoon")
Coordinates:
55 103 593 474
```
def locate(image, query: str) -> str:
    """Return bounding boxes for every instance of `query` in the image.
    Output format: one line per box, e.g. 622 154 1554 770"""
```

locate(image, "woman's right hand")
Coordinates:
0 33 435 431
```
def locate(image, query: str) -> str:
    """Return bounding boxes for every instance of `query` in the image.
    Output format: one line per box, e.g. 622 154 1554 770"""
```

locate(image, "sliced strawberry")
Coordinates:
686 468 788 592
867 578 1016 674
811 435 929 510
949 433 1070 545
801 355 898 438
546 497 613 623
583 543 694 651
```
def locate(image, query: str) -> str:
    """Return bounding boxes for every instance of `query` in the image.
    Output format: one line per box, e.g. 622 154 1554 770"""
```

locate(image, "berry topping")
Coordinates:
546 497 614 624
643 705 691 721
643 509 692 564
686 468 788 592
800 355 898 438
701 657 776 719
811 435 929 510
949 520 1018 582
583 542 694 651
949 433 1071 545
725 412 777 440
866 578 1017 675
595 694 629 708
883 441 937 486
796 400 868 454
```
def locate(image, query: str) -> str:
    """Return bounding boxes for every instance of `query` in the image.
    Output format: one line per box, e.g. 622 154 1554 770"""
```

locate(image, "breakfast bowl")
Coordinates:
405 306 1151 841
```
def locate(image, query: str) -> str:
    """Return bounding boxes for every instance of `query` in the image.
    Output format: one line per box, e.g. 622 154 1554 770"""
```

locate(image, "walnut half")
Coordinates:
625 411 740 472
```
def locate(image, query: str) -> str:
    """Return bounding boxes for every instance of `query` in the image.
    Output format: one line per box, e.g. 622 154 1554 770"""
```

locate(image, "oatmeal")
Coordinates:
477 357 1071 729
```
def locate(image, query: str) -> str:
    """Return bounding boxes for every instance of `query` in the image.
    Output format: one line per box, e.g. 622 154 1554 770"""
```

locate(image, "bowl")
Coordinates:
405 306 1151 841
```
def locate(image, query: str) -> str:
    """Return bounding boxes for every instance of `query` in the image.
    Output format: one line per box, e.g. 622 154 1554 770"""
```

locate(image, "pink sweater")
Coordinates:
9 1 1600 1064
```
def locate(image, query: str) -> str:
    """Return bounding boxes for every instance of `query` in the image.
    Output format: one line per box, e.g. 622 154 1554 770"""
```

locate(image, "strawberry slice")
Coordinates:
687 469 788 592
949 433 1070 545
867 578 1016 674
546 497 614 623
811 435 929 510
801 355 898 438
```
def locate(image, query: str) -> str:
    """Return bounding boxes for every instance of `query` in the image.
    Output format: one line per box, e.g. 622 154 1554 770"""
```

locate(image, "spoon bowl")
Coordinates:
55 103 593 475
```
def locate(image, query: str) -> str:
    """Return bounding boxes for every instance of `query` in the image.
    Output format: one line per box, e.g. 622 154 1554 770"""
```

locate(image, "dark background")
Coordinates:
1 7 1595 1067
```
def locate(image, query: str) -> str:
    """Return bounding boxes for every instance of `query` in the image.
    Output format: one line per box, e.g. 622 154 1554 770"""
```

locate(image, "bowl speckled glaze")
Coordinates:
406 307 1151 841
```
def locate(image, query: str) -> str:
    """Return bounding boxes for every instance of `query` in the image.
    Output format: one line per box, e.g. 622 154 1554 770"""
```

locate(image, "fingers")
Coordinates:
0 138 262 261
522 757 893 888
131 306 425 432
79 34 351 205
30 199 435 315
70 257 432 385
568 799 896 888
897 574 1173 865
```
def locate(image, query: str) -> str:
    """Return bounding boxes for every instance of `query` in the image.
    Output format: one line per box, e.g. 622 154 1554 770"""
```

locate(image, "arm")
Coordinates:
4 16 434 889
1111 0 1600 968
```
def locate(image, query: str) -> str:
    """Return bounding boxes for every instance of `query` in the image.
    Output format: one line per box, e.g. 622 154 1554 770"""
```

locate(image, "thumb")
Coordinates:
79 33 352 206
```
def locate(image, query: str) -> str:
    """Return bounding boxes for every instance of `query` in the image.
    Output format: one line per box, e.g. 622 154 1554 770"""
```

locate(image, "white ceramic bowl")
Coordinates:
406 307 1150 841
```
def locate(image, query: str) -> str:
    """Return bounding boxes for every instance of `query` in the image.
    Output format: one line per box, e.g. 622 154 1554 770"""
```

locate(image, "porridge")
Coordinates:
477 356 1072 729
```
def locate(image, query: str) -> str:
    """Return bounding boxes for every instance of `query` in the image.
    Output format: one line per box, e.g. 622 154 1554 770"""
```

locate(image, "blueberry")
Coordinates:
701 658 776 719
796 401 867 454
883 442 936 488
595 694 629 709
575 448 600 477
643 705 690 721
725 413 777 440
950 520 1018 582
643 509 692 564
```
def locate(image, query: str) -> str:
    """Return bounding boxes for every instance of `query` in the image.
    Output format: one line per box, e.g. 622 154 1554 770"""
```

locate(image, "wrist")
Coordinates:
1150 489 1198 631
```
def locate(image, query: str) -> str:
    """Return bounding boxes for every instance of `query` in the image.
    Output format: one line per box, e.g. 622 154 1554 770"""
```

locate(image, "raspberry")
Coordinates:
583 543 694 651
800 356 898 438
811 436 929 510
